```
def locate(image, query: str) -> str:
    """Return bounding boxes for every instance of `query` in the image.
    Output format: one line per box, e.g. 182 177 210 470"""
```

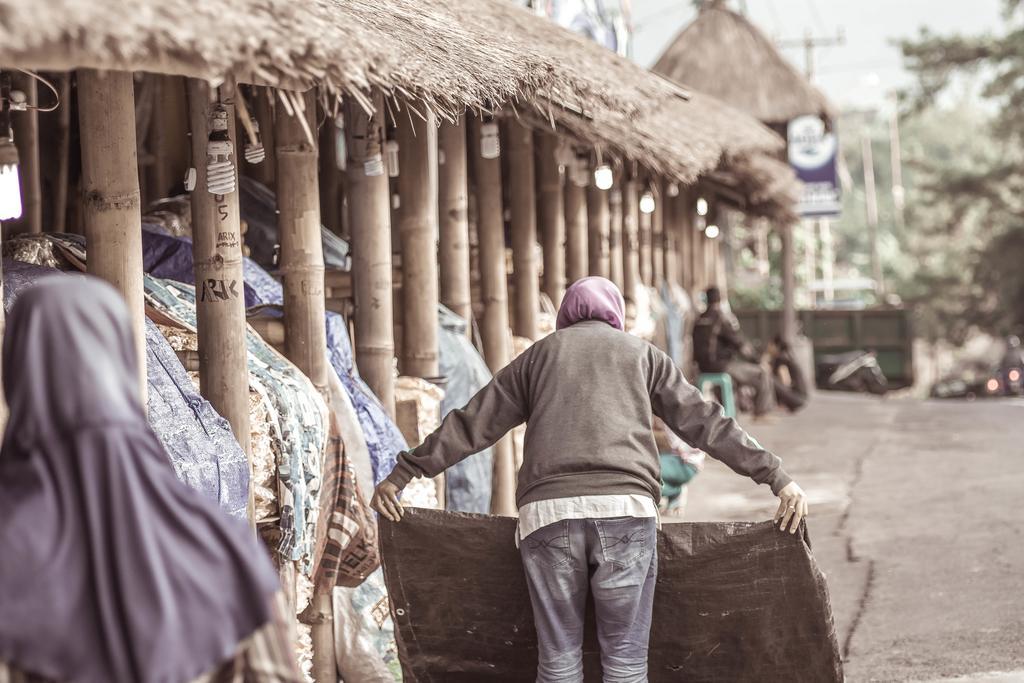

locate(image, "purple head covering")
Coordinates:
556 277 626 331
0 277 280 683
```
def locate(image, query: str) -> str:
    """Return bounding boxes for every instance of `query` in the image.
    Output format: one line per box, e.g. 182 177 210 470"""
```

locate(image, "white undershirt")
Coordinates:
515 494 660 547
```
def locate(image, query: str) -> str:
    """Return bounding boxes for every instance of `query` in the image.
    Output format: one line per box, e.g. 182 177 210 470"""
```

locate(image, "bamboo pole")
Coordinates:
186 78 255 521
469 115 516 516
663 185 678 288
586 182 610 279
608 179 624 290
12 72 41 233
396 107 440 378
275 88 334 683
318 108 342 237
506 119 539 340
346 93 396 416
622 175 640 307
781 222 797 345
77 69 146 396
564 172 588 284
536 130 565 307
638 179 652 288
652 178 665 286
277 90 330 393
148 75 189 202
52 73 71 233
438 117 472 331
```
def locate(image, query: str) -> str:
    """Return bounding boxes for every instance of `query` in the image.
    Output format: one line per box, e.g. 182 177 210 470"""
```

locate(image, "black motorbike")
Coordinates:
816 350 889 395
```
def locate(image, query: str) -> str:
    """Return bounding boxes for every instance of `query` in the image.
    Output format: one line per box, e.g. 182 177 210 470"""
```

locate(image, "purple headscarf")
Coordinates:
0 277 280 683
556 277 626 331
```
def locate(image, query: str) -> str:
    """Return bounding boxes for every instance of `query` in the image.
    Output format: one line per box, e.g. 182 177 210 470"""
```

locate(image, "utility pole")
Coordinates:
861 133 884 296
777 28 845 81
889 92 905 229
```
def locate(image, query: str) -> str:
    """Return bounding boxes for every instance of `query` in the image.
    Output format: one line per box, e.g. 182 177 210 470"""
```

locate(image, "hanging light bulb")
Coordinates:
480 119 500 160
385 139 400 178
696 197 709 216
667 182 680 198
594 164 613 190
705 224 720 239
243 120 265 165
0 135 22 221
639 190 656 214
206 104 236 195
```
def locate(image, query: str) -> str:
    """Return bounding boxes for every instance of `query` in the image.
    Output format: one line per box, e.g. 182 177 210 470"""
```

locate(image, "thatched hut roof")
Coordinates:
707 154 802 223
0 0 790 187
0 0 559 118
651 1 833 125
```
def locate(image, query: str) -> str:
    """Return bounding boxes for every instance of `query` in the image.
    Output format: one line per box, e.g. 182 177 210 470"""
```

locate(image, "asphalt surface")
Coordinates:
678 393 1024 682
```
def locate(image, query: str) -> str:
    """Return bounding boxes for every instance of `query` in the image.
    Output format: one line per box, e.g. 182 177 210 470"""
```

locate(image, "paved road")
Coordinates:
677 393 1024 682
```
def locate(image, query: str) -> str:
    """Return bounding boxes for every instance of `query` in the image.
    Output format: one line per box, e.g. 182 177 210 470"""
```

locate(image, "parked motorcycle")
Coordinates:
816 350 889 395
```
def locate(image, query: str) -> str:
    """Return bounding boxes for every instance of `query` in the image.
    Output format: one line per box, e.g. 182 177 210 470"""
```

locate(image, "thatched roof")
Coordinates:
0 0 790 188
708 154 802 223
651 1 833 125
0 0 559 118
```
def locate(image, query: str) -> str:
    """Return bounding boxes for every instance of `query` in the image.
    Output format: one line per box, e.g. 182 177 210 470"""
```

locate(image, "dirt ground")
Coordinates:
678 393 1024 683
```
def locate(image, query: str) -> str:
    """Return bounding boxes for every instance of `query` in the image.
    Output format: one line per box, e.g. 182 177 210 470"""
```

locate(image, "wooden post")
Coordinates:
638 180 652 288
50 73 72 233
186 78 255 520
469 115 516 516
346 93 396 416
622 175 640 306
77 70 146 396
275 88 334 683
652 178 665 285
586 182 610 279
251 87 277 190
438 117 472 330
663 184 678 288
396 107 440 378
536 130 565 307
318 108 342 237
564 172 588 284
12 72 41 233
506 119 539 340
608 179 624 290
148 75 189 202
781 222 797 345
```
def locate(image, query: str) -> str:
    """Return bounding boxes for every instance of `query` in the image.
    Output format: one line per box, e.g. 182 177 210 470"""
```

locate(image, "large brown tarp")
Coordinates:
380 508 843 682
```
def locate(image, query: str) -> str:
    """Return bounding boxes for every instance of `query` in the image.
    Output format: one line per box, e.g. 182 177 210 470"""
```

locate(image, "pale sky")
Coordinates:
631 0 1006 112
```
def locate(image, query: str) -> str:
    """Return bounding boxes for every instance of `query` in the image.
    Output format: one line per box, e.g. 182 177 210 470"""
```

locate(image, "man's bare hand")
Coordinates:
371 480 405 522
774 481 808 534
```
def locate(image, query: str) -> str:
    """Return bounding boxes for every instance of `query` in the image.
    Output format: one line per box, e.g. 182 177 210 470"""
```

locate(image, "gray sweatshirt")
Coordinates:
387 320 792 507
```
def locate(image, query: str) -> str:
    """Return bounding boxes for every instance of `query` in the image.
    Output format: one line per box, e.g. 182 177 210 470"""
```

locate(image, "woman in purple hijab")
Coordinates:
374 275 808 681
0 277 299 683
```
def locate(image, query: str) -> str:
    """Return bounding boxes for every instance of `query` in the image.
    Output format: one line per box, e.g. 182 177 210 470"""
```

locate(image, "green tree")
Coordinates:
897 1 1024 340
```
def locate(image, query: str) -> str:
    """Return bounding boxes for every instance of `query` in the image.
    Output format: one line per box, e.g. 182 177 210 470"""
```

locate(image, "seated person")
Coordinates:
692 286 775 418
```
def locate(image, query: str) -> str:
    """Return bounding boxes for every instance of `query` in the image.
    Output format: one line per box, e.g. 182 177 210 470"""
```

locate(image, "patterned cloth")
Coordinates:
311 412 380 592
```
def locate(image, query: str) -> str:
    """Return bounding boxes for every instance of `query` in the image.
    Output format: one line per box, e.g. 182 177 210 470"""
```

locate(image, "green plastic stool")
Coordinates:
698 372 736 418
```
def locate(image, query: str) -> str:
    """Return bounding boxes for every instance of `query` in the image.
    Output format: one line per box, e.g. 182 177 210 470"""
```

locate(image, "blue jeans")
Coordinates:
519 517 658 683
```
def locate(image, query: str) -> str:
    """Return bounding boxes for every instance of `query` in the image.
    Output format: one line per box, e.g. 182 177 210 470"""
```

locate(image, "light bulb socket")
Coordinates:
385 140 400 178
480 122 500 160
0 136 19 167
